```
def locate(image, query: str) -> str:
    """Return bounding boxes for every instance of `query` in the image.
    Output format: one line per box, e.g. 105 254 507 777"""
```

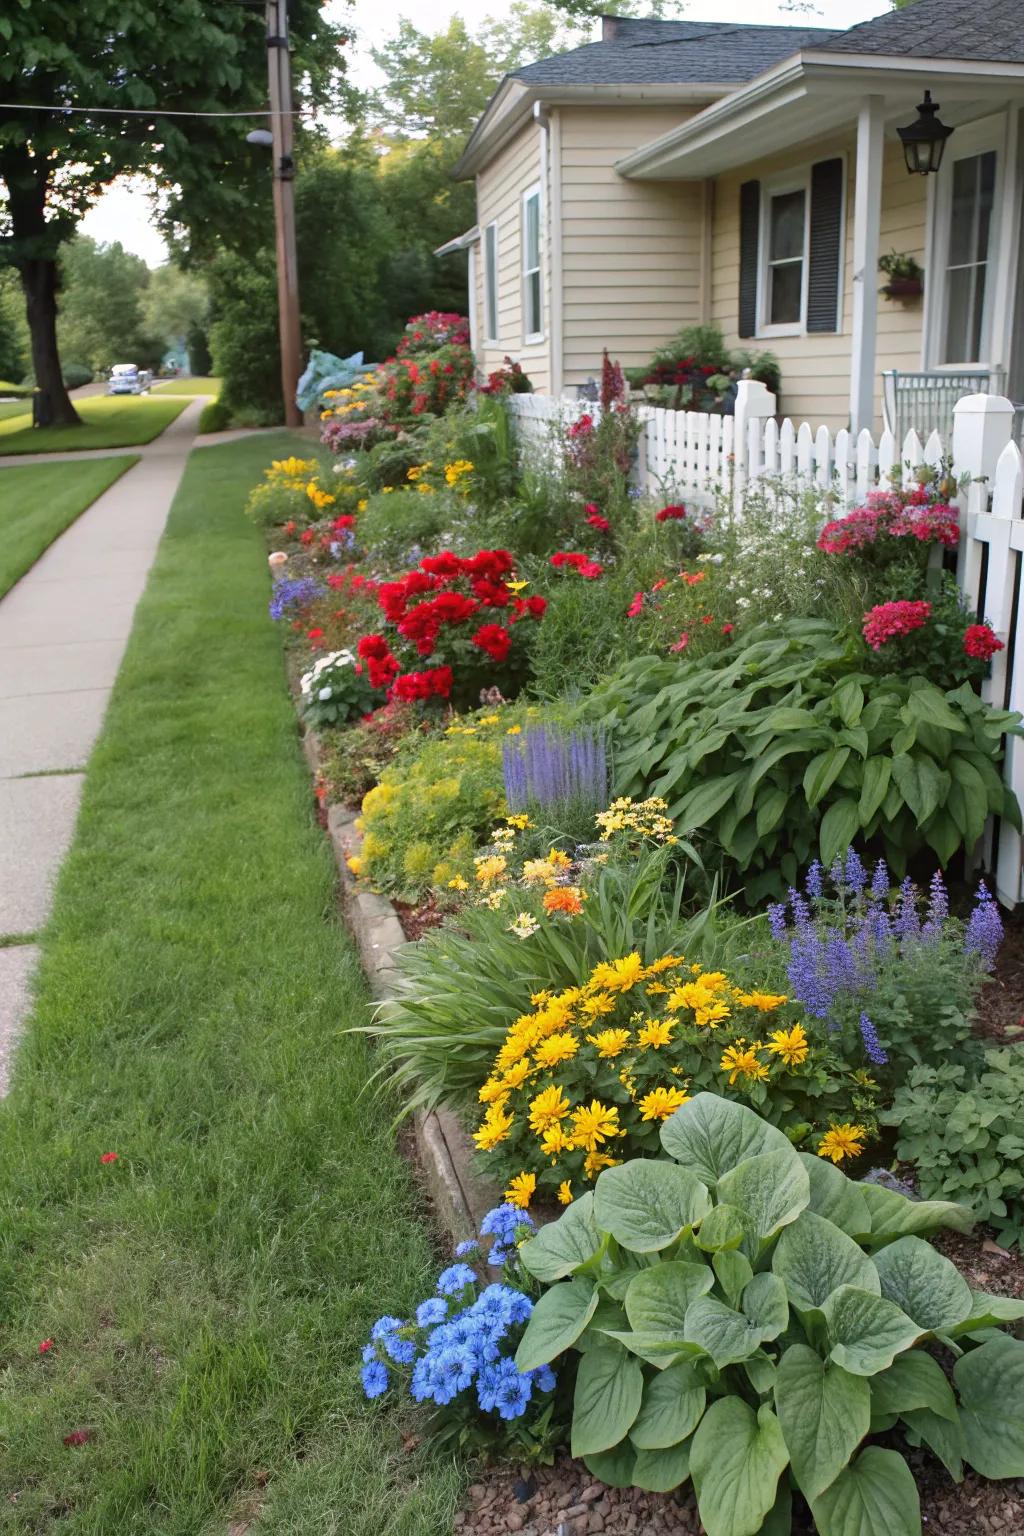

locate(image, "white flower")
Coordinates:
508 912 540 939
318 686 333 701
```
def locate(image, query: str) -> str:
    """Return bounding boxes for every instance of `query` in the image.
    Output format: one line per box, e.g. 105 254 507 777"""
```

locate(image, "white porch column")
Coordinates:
467 243 478 359
849 96 885 435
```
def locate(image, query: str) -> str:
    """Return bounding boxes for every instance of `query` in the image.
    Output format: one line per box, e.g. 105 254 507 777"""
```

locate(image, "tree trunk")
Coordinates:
21 258 80 427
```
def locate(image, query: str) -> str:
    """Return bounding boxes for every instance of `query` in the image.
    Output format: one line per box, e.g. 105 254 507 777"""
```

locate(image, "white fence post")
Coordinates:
732 379 776 515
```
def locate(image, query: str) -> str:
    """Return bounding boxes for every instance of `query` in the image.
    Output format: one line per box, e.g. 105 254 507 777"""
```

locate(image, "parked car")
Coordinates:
107 364 151 396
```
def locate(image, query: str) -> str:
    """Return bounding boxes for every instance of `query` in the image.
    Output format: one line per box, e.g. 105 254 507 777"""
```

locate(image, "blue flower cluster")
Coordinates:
480 1202 536 1266
768 850 1003 1066
268 576 324 620
359 1208 555 1423
503 725 608 817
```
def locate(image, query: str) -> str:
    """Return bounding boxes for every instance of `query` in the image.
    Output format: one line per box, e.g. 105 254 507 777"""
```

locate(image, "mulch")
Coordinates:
976 904 1024 1045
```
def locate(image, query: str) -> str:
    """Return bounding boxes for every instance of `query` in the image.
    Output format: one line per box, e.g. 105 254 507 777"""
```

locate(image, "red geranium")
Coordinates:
656 505 687 522
964 623 1004 661
862 599 932 651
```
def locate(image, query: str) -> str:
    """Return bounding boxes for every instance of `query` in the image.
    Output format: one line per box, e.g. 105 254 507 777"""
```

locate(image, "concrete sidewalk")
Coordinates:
0 398 203 1091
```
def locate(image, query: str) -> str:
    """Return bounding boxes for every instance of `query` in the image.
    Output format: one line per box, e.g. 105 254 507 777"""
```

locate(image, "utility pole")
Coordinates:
266 0 302 428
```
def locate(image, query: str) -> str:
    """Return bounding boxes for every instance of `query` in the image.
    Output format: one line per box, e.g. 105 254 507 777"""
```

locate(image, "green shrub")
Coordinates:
358 487 451 568
208 249 282 421
591 618 1021 900
61 361 93 389
883 1048 1024 1250
361 432 432 492
199 399 230 434
513 1093 1024 1526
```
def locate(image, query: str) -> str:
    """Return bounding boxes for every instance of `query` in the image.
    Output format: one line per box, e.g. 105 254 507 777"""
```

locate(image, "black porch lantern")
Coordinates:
898 90 954 175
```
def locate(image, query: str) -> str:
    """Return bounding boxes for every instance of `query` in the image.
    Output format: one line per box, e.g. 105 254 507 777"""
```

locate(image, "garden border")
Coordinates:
301 727 502 1247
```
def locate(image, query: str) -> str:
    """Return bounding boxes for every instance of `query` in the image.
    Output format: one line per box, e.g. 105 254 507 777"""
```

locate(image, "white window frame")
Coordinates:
483 220 499 344
924 114 1008 370
521 181 544 345
757 173 811 339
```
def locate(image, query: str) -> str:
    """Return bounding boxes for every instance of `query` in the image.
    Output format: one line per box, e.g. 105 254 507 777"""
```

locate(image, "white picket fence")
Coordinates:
507 388 1024 907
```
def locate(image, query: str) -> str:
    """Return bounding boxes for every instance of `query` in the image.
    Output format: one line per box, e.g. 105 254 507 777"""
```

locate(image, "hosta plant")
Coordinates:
514 1093 1024 1536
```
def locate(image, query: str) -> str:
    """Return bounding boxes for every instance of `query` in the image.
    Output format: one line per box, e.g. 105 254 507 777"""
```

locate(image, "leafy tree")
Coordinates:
208 249 281 423
0 0 344 425
0 270 29 383
56 236 162 373
142 263 209 354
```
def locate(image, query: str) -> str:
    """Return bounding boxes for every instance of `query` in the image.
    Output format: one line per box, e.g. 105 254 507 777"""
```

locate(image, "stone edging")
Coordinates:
301 727 501 1247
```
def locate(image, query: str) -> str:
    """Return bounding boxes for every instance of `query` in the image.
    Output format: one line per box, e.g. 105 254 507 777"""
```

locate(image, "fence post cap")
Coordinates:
953 393 1014 416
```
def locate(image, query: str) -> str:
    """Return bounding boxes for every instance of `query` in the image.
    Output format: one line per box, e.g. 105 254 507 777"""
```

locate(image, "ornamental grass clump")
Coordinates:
471 948 878 1210
512 1093 1024 1533
764 851 1002 1089
359 1204 567 1461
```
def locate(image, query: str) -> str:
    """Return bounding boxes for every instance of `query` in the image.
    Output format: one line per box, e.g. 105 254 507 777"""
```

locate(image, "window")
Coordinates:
941 150 997 363
484 221 498 343
763 186 807 331
522 184 543 341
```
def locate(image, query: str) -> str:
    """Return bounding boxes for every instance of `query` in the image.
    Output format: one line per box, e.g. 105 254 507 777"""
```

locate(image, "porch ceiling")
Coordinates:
618 55 1024 179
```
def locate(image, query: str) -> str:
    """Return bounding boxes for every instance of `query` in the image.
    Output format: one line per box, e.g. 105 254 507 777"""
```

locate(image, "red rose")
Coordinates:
655 504 686 522
524 595 546 619
420 552 465 578
586 512 611 533
471 577 511 607
472 623 512 663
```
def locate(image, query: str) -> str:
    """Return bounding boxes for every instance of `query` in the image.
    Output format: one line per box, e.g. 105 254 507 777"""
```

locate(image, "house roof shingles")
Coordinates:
818 0 1024 65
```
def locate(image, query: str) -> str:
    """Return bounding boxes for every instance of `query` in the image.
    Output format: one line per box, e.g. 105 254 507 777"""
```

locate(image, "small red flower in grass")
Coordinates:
656 504 686 522
38 1338 54 1354
721 623 735 635
100 1152 118 1164
670 632 690 653
63 1429 94 1447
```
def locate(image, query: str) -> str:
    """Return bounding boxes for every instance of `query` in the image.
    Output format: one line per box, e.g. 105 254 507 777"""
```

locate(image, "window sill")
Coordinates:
756 322 803 339
522 334 546 348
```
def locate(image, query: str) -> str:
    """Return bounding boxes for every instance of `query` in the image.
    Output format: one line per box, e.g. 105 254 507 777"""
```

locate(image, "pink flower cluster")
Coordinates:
818 488 959 556
862 599 932 650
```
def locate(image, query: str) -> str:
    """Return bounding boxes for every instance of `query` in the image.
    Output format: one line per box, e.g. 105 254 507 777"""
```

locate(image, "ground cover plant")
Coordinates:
0 395 189 454
0 454 139 596
0 432 462 1533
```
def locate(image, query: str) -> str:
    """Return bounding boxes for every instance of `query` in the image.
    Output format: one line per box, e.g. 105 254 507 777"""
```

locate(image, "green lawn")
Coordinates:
0 456 140 597
0 399 30 422
0 395 190 455
0 431 461 1534
152 375 221 396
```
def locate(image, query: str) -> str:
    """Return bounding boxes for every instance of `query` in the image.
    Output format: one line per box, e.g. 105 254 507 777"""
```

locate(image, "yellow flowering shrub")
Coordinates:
471 950 879 1204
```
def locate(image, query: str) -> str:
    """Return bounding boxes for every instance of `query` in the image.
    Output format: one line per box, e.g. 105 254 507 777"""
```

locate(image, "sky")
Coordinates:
80 0 890 266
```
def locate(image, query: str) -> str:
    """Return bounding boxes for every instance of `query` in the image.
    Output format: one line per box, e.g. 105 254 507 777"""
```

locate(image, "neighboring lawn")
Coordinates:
0 396 190 455
0 431 461 1533
153 375 222 396
0 456 140 598
0 400 30 422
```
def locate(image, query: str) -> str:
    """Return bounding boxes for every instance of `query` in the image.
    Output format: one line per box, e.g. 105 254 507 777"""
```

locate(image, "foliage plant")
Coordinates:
350 705 530 897
626 322 781 407
591 618 1021 901
357 487 453 570
472 948 878 1209
317 701 426 807
761 852 1001 1090
513 1093 1024 1534
359 1204 567 1461
883 1048 1024 1250
245 455 342 531
298 649 377 728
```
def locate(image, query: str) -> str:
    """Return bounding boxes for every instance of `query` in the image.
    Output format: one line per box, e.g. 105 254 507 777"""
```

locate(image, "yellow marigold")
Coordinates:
478 1078 507 1105
534 997 574 1036
543 886 585 915
448 875 469 891
474 855 507 886
571 1100 620 1152
721 1044 768 1086
346 854 363 876
736 990 789 1011
528 1084 570 1134
507 724 522 735
523 858 559 886
444 458 474 485
474 1102 514 1151
695 1001 732 1029
644 955 685 976
534 1032 580 1069
584 1150 621 1180
818 1123 868 1165
504 1171 536 1208
639 1086 692 1121
306 483 335 509
495 1034 532 1074
587 1027 631 1059
637 1018 675 1049
507 813 532 830
589 954 645 993
540 1124 574 1160
580 992 616 1019
645 982 669 996
557 1180 574 1205
478 714 501 726
766 1023 809 1067
547 848 572 870
531 989 552 1007
503 1059 532 1090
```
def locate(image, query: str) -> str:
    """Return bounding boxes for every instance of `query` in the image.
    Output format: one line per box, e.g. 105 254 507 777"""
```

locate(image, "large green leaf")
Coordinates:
872 1236 973 1332
632 1440 693 1492
714 1248 753 1306
954 1334 1024 1478
660 1093 794 1190
890 751 949 825
774 1343 870 1502
630 1361 706 1450
809 1446 921 1536
624 1261 714 1336
773 1210 880 1312
518 1192 602 1282
582 1441 637 1488
804 747 851 808
695 1203 746 1253
685 1295 763 1368
741 1273 789 1342
904 686 968 735
514 1278 598 1373
571 1336 644 1457
858 756 892 827
834 679 865 728
870 1352 957 1422
717 1149 810 1256
821 1286 922 1376
598 1329 708 1370
901 1406 964 1481
670 772 745 832
948 1290 1024 1335
594 1160 711 1254
691 1400 789 1536
819 797 861 867
799 1154 871 1238
858 1183 972 1247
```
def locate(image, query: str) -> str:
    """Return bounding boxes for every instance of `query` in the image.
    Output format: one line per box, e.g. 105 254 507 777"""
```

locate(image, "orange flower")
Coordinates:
543 886 585 915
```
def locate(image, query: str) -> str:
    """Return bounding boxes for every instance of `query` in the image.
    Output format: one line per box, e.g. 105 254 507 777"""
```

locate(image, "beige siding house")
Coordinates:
446 0 1024 433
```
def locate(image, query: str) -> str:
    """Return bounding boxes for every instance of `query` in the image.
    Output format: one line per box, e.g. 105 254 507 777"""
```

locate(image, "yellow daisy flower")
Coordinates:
504 1172 536 1209
473 1103 514 1151
818 1123 868 1165
766 1023 809 1067
639 1085 691 1121
557 1180 574 1205
571 1100 620 1152
533 1033 580 1070
528 1084 570 1134
636 1018 675 1049
589 954 645 993
587 1027 631 1059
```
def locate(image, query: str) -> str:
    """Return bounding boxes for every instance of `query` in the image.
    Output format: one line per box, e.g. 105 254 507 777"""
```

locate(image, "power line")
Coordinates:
0 102 309 118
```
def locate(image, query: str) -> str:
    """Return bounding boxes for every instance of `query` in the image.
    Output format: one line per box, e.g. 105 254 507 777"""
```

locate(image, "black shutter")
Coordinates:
807 158 844 333
738 179 760 339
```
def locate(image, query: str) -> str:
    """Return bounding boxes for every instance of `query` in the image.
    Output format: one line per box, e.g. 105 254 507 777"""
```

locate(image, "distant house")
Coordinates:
442 0 1024 431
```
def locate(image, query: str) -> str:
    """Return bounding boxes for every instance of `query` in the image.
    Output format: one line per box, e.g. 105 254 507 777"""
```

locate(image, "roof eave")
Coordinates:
433 227 480 258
